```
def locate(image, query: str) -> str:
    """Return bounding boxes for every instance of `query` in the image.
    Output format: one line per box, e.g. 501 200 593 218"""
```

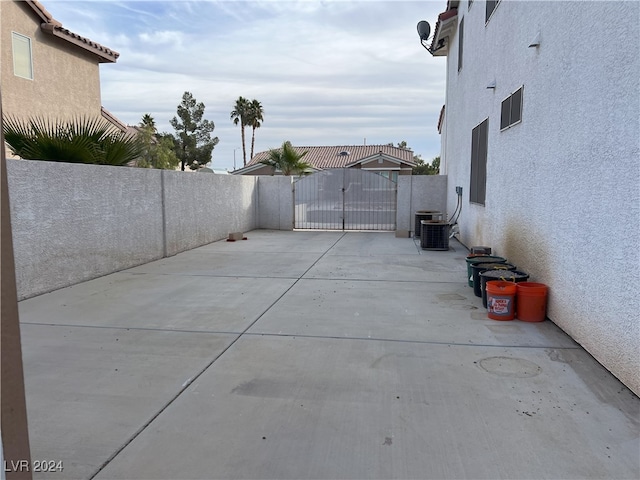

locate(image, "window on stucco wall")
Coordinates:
470 119 488 205
12 32 33 80
379 171 399 182
485 0 500 24
500 86 523 130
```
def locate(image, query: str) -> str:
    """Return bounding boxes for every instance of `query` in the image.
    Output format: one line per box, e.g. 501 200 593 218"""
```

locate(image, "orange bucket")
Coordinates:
486 280 517 321
516 282 548 322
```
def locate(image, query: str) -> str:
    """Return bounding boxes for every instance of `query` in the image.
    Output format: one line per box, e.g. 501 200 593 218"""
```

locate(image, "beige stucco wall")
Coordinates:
240 165 276 176
1 1 103 122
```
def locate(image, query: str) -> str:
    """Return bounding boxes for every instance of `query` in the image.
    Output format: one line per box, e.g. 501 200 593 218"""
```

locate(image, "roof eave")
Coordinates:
347 152 416 168
101 107 127 132
40 23 119 63
24 0 60 25
429 8 459 56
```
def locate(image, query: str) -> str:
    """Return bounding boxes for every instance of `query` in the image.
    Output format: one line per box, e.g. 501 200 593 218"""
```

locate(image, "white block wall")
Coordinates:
257 176 295 231
8 160 166 300
162 171 257 256
397 175 448 234
7 161 262 300
440 1 640 394
7 160 448 300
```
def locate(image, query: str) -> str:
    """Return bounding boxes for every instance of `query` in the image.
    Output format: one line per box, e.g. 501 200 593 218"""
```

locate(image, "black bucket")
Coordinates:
465 255 507 287
480 269 529 308
471 262 516 297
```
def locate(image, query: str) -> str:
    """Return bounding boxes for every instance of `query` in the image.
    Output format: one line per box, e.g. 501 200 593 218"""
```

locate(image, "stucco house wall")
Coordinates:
438 1 639 394
1 1 105 121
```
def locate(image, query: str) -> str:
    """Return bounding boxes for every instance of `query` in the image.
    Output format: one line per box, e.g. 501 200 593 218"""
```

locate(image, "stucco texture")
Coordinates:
7 160 165 299
440 1 640 394
7 162 450 301
257 176 294 230
1 1 103 122
162 172 257 256
397 175 448 233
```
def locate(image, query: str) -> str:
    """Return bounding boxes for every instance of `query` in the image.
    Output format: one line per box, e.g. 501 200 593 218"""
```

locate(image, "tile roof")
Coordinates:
248 145 416 169
26 0 119 63
101 107 128 132
429 7 459 55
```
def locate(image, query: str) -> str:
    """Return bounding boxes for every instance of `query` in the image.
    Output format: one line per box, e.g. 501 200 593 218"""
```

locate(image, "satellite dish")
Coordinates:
417 21 431 41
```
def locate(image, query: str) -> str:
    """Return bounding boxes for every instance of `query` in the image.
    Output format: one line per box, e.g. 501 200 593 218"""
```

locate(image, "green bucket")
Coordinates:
465 255 507 287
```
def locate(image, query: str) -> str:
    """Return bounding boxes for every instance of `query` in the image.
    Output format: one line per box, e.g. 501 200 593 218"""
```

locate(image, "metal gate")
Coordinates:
294 169 397 230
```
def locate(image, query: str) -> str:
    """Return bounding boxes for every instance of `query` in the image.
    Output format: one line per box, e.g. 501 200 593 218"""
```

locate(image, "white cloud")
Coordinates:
138 30 185 46
45 0 447 169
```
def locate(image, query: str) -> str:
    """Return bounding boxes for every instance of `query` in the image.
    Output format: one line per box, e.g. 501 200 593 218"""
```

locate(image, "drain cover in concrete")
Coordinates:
478 356 542 377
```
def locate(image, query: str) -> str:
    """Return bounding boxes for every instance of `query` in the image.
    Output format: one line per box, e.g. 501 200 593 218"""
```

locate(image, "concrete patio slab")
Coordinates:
20 273 295 332
94 335 639 480
20 324 236 480
190 230 344 254
304 254 467 282
16 230 639 480
247 278 578 348
323 231 423 256
125 251 319 279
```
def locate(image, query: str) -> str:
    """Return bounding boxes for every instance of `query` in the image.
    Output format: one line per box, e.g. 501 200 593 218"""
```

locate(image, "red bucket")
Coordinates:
486 281 517 321
516 282 548 322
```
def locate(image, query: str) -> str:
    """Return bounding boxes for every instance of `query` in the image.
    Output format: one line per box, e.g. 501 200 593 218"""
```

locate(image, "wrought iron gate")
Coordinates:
294 169 397 230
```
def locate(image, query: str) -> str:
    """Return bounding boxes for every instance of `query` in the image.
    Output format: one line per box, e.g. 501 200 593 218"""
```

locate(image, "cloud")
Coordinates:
45 0 447 169
138 30 185 46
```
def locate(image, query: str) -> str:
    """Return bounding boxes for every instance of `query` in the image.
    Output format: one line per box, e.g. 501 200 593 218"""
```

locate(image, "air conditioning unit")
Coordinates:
420 221 450 250
414 211 442 237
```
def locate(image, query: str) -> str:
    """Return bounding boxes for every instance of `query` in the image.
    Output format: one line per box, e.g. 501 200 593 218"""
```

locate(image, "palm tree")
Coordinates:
247 99 264 160
3 115 143 166
260 141 312 176
230 96 250 167
140 114 156 132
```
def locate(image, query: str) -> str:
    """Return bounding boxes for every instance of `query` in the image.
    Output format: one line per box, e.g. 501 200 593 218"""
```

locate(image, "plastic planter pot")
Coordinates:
471 262 516 298
465 255 506 287
480 270 529 308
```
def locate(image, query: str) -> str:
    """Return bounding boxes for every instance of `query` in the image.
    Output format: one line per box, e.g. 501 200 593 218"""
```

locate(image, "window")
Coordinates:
12 32 33 79
458 17 464 72
378 171 399 182
485 0 500 23
500 86 523 130
470 119 488 205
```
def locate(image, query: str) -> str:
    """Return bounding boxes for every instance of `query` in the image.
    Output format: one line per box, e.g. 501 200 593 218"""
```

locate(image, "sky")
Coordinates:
45 0 448 171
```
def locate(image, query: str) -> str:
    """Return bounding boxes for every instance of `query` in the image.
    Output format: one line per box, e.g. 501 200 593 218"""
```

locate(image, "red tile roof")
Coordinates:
248 145 416 170
26 0 119 63
429 8 459 55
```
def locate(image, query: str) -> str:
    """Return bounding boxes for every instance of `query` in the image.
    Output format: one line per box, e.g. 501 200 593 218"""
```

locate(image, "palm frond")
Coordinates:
2 115 142 166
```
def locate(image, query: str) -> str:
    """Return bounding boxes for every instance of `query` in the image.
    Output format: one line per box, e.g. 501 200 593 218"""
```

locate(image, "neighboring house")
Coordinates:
428 1 639 395
233 145 416 181
1 0 125 155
